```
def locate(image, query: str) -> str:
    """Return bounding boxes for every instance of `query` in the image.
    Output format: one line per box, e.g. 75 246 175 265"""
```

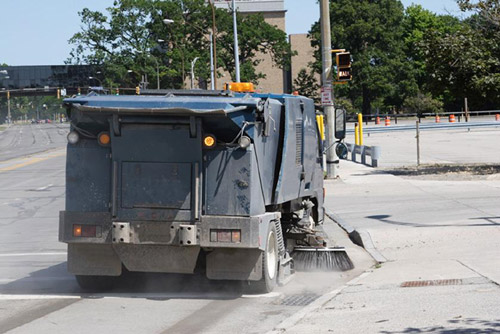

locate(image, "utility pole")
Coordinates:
320 0 339 178
232 0 241 82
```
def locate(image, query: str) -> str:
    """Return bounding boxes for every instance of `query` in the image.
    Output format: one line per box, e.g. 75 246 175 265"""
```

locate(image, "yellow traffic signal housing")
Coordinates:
135 86 140 95
336 52 352 82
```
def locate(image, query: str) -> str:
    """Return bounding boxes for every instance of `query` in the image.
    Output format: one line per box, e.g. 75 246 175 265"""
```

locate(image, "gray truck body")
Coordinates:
59 91 324 284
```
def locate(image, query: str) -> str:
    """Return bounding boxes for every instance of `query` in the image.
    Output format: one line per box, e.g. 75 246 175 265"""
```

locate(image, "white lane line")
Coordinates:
0 294 80 300
242 292 281 298
1 198 21 205
0 277 74 283
0 252 67 258
35 184 53 191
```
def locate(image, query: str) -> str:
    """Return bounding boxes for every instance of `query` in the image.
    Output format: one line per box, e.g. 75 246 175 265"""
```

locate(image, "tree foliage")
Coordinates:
309 0 416 115
403 92 443 116
68 0 294 88
305 0 500 113
458 0 500 27
293 68 320 103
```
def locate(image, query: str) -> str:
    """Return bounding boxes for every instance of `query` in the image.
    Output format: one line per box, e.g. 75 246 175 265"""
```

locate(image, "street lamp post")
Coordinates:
151 56 160 90
163 17 216 90
191 57 199 89
208 0 218 89
209 32 215 90
89 76 103 87
137 51 160 90
232 0 241 82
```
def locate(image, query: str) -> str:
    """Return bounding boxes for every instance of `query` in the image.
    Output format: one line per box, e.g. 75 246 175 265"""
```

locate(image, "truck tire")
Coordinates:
249 223 279 293
75 275 116 292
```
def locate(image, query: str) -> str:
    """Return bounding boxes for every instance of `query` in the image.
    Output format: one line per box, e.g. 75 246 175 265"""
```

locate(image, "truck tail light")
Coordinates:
210 229 241 243
73 224 101 238
231 230 241 243
73 225 82 237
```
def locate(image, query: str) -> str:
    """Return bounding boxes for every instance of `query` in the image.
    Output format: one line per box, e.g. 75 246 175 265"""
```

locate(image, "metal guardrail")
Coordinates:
347 110 500 124
345 143 381 167
346 121 500 134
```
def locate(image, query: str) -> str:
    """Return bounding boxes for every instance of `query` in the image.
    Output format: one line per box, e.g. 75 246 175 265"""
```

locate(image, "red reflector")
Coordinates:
217 231 232 243
81 225 97 237
210 229 242 243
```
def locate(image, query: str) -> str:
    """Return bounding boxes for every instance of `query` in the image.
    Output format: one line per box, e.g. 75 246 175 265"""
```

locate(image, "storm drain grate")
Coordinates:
280 293 320 306
401 279 463 288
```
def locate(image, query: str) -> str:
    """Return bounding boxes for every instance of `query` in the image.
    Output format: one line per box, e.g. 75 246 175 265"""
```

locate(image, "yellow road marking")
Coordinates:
0 152 66 172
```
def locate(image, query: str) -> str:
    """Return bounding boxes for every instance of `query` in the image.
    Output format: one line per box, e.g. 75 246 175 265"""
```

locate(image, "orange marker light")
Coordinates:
203 135 216 148
73 225 82 237
98 132 111 146
231 230 241 243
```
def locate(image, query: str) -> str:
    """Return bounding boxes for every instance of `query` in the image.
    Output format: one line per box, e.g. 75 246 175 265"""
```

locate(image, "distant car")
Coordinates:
46 119 52 124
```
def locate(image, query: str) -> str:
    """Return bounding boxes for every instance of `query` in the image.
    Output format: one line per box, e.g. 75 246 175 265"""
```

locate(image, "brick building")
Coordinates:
211 0 316 94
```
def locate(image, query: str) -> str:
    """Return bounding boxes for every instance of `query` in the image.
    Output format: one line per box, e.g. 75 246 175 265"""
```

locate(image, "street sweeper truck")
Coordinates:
59 83 353 293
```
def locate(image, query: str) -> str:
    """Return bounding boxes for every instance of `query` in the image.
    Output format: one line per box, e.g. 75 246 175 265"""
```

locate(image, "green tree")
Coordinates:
457 0 500 27
293 68 320 103
68 0 294 88
402 5 460 88
309 0 416 115
421 14 500 110
403 92 443 116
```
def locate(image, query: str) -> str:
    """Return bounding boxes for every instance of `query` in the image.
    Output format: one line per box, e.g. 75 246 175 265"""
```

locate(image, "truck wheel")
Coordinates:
75 275 116 292
249 223 278 293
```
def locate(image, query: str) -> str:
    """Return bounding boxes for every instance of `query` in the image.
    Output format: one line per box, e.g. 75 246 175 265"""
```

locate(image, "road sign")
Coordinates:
321 85 333 106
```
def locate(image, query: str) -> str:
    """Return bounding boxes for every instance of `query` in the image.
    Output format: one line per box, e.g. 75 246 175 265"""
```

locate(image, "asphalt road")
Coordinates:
0 124 68 162
0 125 374 333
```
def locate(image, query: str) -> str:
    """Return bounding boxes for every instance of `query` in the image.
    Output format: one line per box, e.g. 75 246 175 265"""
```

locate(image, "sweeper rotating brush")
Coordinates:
291 246 354 271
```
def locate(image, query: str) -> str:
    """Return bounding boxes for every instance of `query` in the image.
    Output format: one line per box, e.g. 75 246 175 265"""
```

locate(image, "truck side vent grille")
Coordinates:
295 119 303 165
274 220 285 256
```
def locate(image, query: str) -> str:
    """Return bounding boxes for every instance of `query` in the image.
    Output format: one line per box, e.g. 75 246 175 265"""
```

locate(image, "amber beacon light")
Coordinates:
224 82 255 93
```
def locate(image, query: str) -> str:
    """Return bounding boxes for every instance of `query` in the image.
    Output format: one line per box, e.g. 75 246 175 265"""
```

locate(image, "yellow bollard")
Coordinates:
357 113 364 146
316 115 325 141
355 123 360 145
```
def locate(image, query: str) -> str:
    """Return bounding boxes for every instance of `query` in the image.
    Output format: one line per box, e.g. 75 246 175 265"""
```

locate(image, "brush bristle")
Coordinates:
291 249 354 271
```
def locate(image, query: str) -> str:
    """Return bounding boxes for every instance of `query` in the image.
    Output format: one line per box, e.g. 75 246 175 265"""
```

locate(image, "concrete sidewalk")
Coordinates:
278 161 500 333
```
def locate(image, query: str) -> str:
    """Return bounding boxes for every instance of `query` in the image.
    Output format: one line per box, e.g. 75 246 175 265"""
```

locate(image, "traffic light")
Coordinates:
336 52 352 82
135 86 140 95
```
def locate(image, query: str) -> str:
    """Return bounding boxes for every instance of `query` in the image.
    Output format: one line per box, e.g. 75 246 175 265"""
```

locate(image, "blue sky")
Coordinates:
0 0 466 66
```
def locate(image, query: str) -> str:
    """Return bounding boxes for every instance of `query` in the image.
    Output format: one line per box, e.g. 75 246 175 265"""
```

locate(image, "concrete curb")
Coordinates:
325 209 387 264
